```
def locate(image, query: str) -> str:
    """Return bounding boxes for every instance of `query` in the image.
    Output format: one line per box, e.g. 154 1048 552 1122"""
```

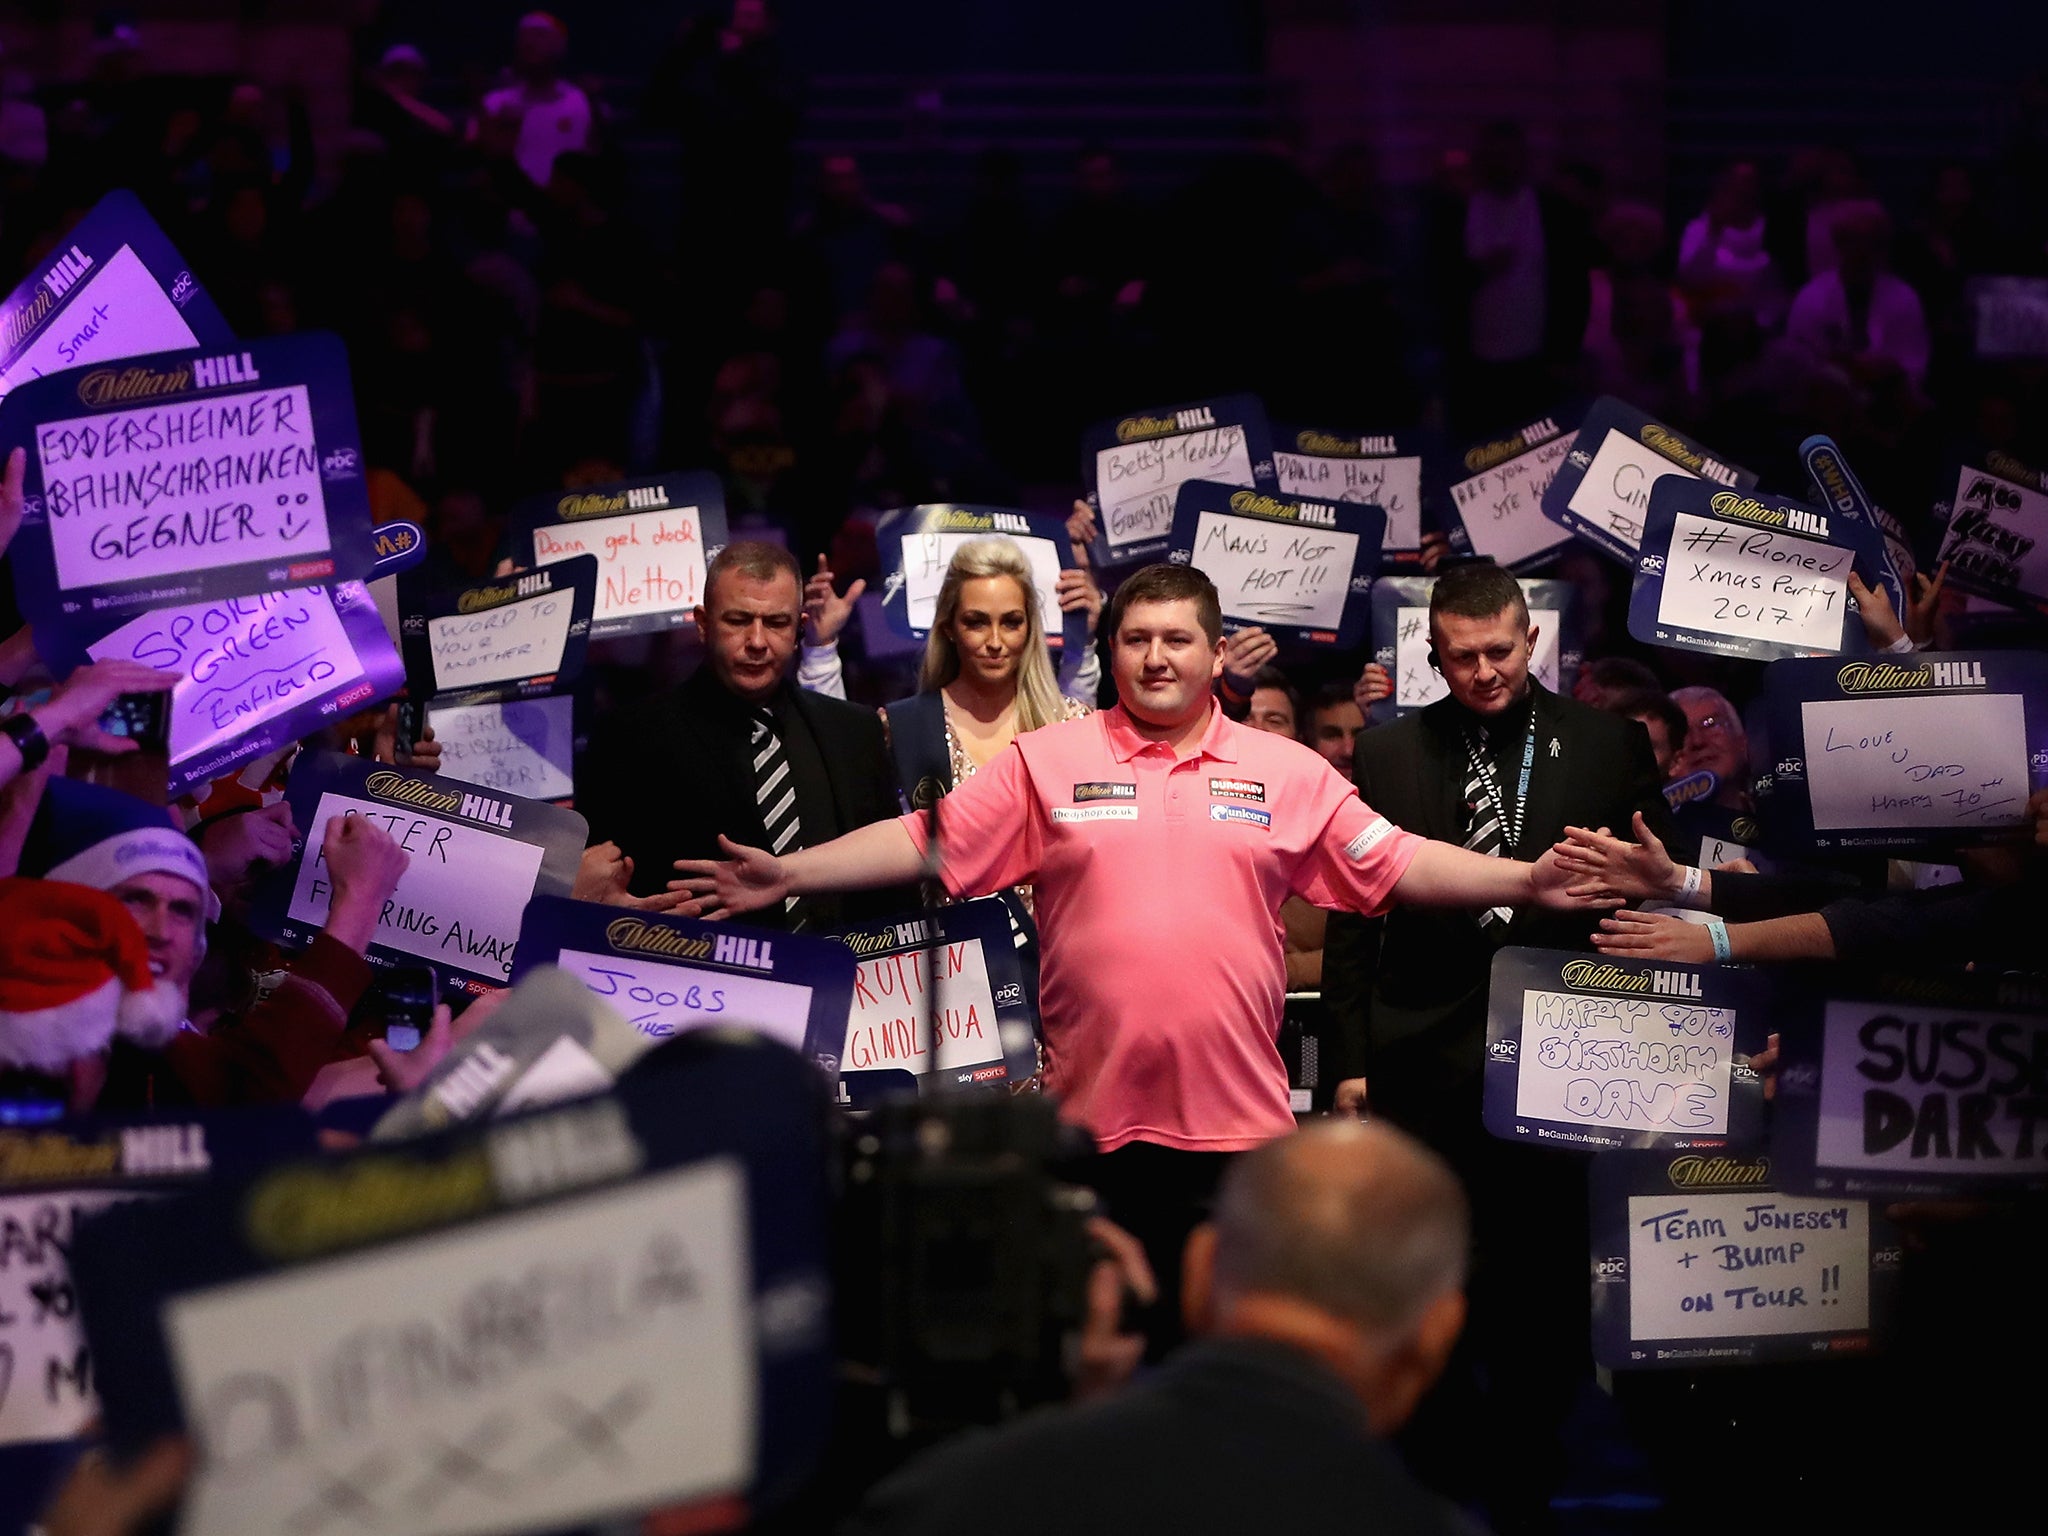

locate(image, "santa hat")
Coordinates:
22 778 219 922
0 879 185 1074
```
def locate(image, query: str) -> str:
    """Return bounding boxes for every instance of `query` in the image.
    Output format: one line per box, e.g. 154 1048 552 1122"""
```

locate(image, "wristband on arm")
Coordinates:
1705 917 1732 963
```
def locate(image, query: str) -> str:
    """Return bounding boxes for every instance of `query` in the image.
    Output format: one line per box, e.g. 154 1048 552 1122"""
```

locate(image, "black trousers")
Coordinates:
1079 1141 1235 1360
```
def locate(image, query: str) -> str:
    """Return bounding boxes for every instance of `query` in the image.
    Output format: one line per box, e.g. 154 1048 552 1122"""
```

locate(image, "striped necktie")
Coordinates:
1461 730 1514 930
751 706 808 928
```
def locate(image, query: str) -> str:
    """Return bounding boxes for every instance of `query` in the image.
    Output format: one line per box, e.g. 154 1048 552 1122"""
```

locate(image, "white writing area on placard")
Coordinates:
433 696 575 800
166 1157 753 1536
1657 513 1849 650
1096 427 1253 556
557 947 812 1050
1568 432 1699 554
1800 693 2029 832
0 1190 139 1446
0 245 200 401
91 586 366 763
842 938 998 1075
1939 468 2048 599
1816 1001 2048 1174
37 386 331 590
428 593 572 692
1447 435 1575 566
900 532 1063 635
289 794 543 979
1193 512 1358 630
1516 989 1734 1134
1627 1193 1869 1341
1393 604 1562 709
533 506 704 626
1274 454 1422 549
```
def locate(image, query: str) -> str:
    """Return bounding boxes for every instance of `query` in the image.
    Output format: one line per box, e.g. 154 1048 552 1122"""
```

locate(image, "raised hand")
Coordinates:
1056 565 1103 636
1592 909 1712 962
1530 844 1623 912
803 554 866 648
36 659 179 754
1221 626 1278 691
1355 660 1392 711
1555 811 1683 902
670 834 787 919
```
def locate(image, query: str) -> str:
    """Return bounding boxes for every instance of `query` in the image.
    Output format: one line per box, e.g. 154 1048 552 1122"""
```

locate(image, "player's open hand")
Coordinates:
670 834 787 919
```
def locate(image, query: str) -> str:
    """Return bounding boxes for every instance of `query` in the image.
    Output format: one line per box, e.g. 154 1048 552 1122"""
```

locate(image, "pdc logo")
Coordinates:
994 983 1024 1007
1488 1039 1518 1062
1593 1257 1628 1279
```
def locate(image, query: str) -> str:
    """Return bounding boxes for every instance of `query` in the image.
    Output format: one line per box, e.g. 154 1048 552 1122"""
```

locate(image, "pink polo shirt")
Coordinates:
901 702 1422 1152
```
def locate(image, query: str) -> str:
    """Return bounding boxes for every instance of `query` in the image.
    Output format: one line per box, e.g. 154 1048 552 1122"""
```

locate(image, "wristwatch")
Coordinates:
1 711 50 771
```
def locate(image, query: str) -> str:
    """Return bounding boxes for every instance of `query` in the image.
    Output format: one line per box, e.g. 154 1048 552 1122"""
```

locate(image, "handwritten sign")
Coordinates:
1368 575 1580 721
250 754 585 991
1589 1152 1898 1369
432 694 577 801
872 504 1083 655
1752 652 2048 853
68 580 404 799
827 900 1036 1092
1445 411 1580 570
1544 397 1755 564
1630 481 1881 661
1483 949 1764 1151
519 472 730 639
1770 975 2048 1196
3 333 372 629
402 557 595 704
0 189 231 404
71 1054 838 1536
514 896 857 1064
1272 427 1429 556
1937 459 2048 609
0 1189 140 1446
1165 481 1379 647
1082 394 1275 568
1967 274 2048 359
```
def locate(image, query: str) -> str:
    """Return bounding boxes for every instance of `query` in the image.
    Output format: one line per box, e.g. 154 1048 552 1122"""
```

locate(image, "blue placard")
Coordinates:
248 752 587 992
1801 434 1909 622
1752 650 2048 855
1542 396 1757 565
58 580 407 802
516 471 731 640
873 503 1087 658
67 1046 835 1529
401 556 596 706
1271 425 1440 562
1771 970 2048 1200
1443 406 1585 571
369 518 428 579
1366 574 1581 723
1483 947 1767 1152
1165 481 1380 648
1934 454 2048 613
1589 1150 1900 1371
514 895 857 1066
1628 480 1886 661
0 1110 313 1531
826 898 1038 1092
0 189 232 402
3 332 373 630
1082 393 1275 569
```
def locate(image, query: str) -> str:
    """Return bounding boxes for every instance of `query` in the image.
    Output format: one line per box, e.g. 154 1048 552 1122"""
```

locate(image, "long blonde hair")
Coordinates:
919 537 1067 732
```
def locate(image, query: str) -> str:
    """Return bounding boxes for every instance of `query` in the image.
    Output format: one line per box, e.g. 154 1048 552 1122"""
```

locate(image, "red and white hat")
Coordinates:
0 878 184 1074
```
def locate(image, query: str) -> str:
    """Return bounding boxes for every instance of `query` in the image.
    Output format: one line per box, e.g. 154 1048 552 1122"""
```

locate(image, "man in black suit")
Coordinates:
846 1120 1476 1536
578 541 909 929
1322 559 1670 1532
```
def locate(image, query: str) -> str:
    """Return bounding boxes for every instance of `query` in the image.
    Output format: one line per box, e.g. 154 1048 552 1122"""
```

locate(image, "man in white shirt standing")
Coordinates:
475 12 593 188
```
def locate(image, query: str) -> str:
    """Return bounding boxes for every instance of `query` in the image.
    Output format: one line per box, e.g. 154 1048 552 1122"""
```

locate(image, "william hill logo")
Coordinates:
1227 490 1331 525
557 484 670 518
191 351 259 388
1560 959 1702 997
605 916 712 961
1117 405 1215 442
1836 659 1986 693
1294 430 1398 456
1667 1154 1770 1191
1641 425 1740 485
1464 416 1558 472
456 572 550 611
365 769 462 814
1707 490 1830 539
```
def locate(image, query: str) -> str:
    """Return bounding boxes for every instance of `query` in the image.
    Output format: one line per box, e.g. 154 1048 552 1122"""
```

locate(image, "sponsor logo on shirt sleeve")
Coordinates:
1208 777 1267 803
1052 804 1140 823
1345 816 1395 860
1072 781 1138 802
1210 803 1273 829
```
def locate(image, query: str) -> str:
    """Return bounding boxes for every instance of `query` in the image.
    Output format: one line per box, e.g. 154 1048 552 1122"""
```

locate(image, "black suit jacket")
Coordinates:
1323 683 1672 1134
578 665 913 930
